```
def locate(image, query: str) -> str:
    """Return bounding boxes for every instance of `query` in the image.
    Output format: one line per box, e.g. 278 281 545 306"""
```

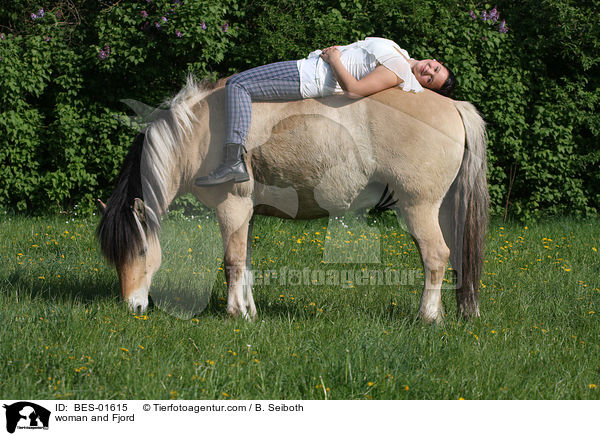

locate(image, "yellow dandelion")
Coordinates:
120 348 129 352
367 381 374 387
222 392 230 397
589 384 597 389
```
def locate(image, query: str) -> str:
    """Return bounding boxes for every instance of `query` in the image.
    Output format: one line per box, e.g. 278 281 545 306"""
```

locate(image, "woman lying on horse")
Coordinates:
98 35 487 323
194 37 457 187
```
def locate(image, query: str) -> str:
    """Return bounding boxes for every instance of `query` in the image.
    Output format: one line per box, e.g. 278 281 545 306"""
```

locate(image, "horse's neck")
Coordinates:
180 89 220 184
147 88 221 211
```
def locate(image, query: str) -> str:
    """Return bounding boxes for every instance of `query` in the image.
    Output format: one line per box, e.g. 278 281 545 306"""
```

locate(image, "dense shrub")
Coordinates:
0 0 598 218
0 0 233 213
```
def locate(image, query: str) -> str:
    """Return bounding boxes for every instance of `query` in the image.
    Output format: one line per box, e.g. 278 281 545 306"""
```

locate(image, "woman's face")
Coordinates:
412 59 449 90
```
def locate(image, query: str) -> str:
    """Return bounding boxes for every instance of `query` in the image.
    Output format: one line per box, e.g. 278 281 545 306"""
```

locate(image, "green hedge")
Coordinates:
1 0 598 219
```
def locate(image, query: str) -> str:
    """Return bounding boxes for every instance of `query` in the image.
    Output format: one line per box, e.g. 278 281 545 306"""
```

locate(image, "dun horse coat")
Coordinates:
97 77 488 323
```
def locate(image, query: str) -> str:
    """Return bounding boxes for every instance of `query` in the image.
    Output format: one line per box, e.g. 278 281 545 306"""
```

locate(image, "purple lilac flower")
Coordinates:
31 8 45 20
175 29 183 38
489 6 499 22
498 20 508 33
481 10 488 21
98 45 111 60
141 10 148 18
161 16 168 22
221 21 229 32
201 21 207 30
174 0 182 4
155 21 161 29
469 10 477 20
45 36 51 42
0 33 4 40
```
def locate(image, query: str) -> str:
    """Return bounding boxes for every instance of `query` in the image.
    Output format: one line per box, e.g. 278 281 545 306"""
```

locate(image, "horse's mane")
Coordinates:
97 76 217 265
97 131 148 265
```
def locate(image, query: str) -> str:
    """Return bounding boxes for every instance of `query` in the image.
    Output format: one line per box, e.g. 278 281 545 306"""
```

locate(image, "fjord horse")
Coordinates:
97 78 488 323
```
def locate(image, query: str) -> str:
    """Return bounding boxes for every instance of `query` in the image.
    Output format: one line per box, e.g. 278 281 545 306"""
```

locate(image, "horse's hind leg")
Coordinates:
398 204 450 323
216 196 256 319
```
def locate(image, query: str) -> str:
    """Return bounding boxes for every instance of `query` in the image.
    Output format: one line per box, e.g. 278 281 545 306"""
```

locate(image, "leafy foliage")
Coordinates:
0 0 598 218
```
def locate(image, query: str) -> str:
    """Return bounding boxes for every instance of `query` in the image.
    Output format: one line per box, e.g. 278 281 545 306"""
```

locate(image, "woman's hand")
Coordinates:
320 46 341 64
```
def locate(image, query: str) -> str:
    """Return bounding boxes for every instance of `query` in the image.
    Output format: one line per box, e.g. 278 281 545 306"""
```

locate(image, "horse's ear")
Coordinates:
133 198 146 223
96 199 107 215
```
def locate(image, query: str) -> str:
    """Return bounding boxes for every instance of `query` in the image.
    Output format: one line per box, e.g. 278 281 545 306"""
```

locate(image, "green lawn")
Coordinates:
0 212 599 399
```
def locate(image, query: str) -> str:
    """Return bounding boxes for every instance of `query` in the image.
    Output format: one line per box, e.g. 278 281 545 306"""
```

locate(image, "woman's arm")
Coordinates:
320 46 402 99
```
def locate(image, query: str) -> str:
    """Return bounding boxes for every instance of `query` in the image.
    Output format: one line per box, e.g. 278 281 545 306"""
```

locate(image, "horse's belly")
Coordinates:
249 113 375 218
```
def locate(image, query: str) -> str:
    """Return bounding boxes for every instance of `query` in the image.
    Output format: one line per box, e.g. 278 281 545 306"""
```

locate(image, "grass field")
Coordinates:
0 211 599 400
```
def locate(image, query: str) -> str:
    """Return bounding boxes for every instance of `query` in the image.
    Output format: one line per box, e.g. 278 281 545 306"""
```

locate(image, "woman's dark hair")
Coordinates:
436 65 457 97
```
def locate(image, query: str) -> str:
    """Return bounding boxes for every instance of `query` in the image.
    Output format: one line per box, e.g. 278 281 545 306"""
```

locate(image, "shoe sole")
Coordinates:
194 174 250 187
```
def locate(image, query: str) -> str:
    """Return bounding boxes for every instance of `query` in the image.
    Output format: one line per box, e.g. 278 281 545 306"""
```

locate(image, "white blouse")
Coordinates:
297 37 424 98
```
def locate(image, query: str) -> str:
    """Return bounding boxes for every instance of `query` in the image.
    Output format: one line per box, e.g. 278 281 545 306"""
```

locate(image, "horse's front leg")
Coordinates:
216 197 256 319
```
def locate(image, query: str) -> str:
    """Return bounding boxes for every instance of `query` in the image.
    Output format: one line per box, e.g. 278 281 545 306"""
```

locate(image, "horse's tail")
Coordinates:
448 101 489 318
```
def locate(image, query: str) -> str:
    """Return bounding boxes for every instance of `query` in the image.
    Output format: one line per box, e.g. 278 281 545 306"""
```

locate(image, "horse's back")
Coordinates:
368 88 465 143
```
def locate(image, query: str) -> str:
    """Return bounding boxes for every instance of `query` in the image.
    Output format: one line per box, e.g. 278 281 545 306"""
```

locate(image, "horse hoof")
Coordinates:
417 311 444 325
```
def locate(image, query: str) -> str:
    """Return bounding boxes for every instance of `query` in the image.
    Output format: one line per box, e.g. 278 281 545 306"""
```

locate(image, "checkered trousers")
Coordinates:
226 60 302 145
